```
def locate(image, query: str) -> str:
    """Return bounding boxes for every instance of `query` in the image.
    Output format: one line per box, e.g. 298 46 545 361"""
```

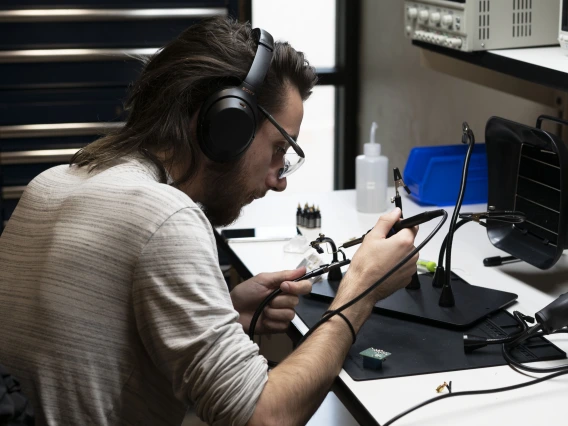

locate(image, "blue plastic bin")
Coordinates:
403 144 488 206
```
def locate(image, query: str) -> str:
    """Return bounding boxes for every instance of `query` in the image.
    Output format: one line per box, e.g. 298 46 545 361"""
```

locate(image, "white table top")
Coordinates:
223 189 568 425
489 46 568 74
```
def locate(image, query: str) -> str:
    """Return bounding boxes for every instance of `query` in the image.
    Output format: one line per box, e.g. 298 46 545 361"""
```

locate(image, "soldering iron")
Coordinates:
341 209 446 249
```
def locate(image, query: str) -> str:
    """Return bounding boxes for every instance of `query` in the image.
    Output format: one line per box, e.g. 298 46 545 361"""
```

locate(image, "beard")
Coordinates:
197 156 256 227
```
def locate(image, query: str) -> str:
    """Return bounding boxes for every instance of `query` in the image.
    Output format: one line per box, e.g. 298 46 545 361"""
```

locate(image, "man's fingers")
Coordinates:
261 267 307 289
371 208 402 239
261 320 289 334
263 307 296 322
269 294 299 309
390 228 417 247
408 225 419 238
280 279 312 295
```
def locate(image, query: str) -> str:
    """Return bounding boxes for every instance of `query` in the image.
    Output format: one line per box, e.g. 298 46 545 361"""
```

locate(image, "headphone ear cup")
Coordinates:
198 87 258 163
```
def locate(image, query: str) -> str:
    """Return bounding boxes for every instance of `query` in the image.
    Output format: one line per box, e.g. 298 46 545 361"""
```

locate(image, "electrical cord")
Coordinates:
437 218 472 268
295 210 448 347
463 305 568 370
247 260 351 341
502 326 568 373
438 211 524 271
442 123 475 300
322 310 356 344
463 311 532 352
381 368 568 426
384 314 568 424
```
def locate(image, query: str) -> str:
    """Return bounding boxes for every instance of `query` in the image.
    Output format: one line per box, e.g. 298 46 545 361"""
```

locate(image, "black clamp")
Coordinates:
310 234 344 282
390 167 411 215
459 210 526 224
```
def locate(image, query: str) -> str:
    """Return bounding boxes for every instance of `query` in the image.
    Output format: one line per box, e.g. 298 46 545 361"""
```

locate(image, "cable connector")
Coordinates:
513 311 535 324
301 259 351 280
463 334 490 352
436 381 452 393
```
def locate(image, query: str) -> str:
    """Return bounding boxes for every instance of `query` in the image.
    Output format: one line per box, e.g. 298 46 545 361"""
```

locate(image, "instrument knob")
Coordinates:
449 38 462 48
430 12 441 24
441 15 453 28
418 9 429 23
407 7 418 19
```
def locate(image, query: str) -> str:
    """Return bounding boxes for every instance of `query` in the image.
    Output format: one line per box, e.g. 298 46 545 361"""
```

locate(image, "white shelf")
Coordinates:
489 46 568 74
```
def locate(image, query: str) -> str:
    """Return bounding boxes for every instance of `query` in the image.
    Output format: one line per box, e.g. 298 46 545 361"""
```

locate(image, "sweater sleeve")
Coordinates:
132 207 268 426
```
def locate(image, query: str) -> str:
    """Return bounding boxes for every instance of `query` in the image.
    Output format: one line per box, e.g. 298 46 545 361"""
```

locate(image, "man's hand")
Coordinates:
231 267 312 335
344 207 419 303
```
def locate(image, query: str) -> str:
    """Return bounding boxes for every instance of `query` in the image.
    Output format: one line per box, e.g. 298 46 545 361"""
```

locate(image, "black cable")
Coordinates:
323 310 356 344
443 123 475 297
248 288 282 340
248 261 351 340
466 311 568 373
463 311 534 353
465 311 530 347
296 211 448 347
437 218 472 268
502 326 568 373
382 368 568 426
387 321 568 425
513 310 530 333
505 323 541 348
462 314 568 355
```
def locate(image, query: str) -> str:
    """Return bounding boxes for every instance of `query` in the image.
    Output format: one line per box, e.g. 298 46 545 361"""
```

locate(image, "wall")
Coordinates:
358 0 558 183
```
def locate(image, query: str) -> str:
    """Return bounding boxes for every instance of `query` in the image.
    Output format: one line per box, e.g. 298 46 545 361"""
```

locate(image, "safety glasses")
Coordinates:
258 105 305 179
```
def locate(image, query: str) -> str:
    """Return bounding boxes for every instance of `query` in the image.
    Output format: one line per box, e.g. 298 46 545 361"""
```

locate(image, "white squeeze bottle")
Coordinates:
356 122 388 213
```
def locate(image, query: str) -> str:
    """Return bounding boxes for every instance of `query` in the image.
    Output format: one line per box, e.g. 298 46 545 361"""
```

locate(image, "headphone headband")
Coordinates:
242 29 274 93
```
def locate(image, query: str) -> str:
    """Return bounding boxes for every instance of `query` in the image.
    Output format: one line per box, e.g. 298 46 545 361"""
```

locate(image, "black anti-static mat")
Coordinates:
310 272 518 329
295 296 566 381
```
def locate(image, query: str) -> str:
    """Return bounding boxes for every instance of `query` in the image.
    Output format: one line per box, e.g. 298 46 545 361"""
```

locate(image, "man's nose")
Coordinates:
268 172 287 192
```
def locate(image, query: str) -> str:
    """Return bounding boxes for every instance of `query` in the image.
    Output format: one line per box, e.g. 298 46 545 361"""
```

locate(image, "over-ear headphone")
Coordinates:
197 28 274 162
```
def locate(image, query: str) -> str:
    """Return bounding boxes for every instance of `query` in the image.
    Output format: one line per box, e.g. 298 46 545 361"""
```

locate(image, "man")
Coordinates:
0 17 418 426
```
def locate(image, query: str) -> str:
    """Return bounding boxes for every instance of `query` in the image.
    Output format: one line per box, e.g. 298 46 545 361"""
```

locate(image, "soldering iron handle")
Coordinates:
391 209 446 233
341 237 364 249
341 210 446 248
293 259 351 281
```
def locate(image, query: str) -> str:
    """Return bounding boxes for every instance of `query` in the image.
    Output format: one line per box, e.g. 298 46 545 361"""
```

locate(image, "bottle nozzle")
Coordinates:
364 122 381 156
370 121 378 144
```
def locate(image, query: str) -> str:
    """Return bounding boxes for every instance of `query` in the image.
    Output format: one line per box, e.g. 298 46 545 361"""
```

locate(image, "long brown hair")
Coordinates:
71 17 318 185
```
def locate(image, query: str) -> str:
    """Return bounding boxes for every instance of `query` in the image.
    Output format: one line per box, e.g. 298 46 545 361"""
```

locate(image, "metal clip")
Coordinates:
390 167 411 213
459 210 526 224
393 167 411 196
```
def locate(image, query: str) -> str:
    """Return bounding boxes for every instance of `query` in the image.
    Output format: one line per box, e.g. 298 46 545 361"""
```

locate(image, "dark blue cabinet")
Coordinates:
0 1 238 228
